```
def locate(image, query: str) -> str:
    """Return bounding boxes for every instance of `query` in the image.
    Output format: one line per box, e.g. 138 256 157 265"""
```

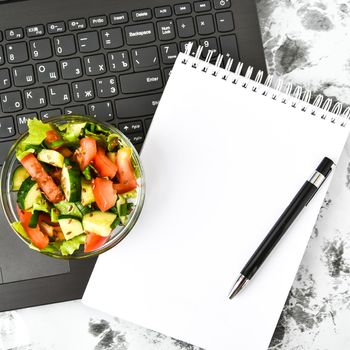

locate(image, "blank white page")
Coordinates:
83 53 350 350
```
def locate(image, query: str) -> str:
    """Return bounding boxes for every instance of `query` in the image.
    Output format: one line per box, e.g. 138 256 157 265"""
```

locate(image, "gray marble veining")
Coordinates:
2 1 350 349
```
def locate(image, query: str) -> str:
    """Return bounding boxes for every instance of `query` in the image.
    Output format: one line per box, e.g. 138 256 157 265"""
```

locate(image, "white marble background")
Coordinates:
2 0 350 349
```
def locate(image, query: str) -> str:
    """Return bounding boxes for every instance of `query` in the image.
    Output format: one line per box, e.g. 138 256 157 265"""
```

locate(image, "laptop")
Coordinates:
0 0 266 311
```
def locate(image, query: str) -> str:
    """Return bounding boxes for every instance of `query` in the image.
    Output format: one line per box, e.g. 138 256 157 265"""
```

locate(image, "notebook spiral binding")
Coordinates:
182 44 350 127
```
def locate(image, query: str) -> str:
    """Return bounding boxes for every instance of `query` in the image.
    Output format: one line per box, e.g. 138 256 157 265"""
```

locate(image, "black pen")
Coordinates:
228 157 334 299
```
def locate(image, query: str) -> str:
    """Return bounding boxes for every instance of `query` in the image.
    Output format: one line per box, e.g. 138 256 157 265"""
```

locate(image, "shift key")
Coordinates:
120 70 163 94
116 93 161 119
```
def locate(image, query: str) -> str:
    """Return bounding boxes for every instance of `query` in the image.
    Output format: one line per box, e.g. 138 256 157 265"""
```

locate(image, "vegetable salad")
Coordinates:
11 118 140 256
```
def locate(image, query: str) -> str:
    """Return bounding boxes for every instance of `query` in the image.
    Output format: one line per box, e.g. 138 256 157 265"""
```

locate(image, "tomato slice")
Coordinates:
92 177 117 212
93 147 118 178
113 180 137 194
57 146 73 158
20 153 65 203
45 130 64 150
84 232 109 252
115 147 137 193
76 137 97 171
17 206 49 249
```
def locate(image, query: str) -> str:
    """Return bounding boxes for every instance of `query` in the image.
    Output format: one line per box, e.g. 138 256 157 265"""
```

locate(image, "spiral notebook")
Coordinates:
83 46 350 350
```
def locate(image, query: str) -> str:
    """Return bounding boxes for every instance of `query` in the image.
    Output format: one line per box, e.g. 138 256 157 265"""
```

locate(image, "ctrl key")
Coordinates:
0 116 15 138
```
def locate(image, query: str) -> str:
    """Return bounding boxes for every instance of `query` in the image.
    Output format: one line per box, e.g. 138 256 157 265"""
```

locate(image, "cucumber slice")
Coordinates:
17 177 42 210
75 202 92 216
117 195 128 225
50 208 60 223
82 211 117 237
81 179 95 206
61 162 81 202
58 217 84 240
12 166 30 191
37 149 64 168
28 211 40 228
54 201 82 218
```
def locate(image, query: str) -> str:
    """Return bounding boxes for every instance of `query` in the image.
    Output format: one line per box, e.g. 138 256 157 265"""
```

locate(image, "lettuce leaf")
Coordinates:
11 222 29 240
24 119 53 145
59 234 86 256
16 119 53 158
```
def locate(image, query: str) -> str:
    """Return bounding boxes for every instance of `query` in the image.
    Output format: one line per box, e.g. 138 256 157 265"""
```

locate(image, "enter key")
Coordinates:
120 70 163 94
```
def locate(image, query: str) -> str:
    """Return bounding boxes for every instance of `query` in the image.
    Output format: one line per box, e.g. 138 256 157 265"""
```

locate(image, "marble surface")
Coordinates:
2 0 350 349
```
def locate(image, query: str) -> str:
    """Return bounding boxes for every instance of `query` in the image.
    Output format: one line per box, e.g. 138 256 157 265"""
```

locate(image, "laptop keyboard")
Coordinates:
0 0 239 161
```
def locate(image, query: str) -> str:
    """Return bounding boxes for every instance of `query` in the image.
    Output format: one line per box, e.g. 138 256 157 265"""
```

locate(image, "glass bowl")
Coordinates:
0 115 145 259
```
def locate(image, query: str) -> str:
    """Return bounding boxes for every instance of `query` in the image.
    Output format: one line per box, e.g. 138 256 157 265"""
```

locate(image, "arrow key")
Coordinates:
118 120 143 135
0 116 15 138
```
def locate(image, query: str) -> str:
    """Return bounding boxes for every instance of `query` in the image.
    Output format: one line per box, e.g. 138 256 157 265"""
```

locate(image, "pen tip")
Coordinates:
228 274 249 300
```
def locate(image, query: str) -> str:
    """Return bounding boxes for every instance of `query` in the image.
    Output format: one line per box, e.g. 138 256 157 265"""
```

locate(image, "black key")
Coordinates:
16 113 38 134
0 46 4 65
68 19 87 31
101 28 124 49
77 32 100 53
220 35 239 64
48 22 66 34
6 42 28 64
48 84 71 105
13 65 35 87
157 20 176 41
115 93 161 119
89 15 108 28
176 17 195 38
118 120 143 134
174 3 192 15
125 23 155 45
40 109 61 120
88 101 114 122
132 9 152 21
54 35 76 56
120 70 163 94
1 91 22 113
0 69 11 90
84 54 106 76
60 58 82 79
96 76 118 98
64 105 86 116
24 87 47 109
72 80 95 102
0 141 14 164
216 12 234 32
110 13 128 25
0 116 15 138
161 43 178 64
26 25 45 38
5 28 24 41
129 132 144 145
131 47 159 72
180 40 198 56
197 15 215 35
37 61 59 83
213 0 231 9
164 67 172 83
200 38 219 58
194 1 211 12
108 51 130 72
30 39 52 60
144 118 152 133
155 6 172 18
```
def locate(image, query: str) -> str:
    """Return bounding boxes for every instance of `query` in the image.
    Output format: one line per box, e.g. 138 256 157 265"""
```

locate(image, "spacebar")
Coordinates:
120 70 163 94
